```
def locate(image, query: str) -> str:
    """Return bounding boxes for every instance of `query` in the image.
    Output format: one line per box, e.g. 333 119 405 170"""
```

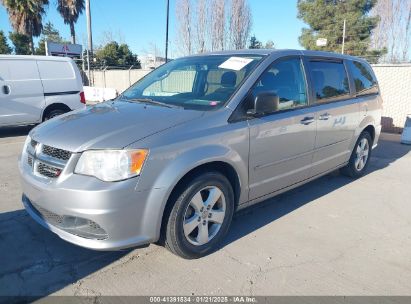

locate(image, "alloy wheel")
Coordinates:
183 186 226 246
355 138 370 171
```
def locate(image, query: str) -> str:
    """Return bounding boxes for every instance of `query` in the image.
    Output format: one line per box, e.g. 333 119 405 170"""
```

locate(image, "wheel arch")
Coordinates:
157 160 242 244
352 116 377 149
42 103 71 121
362 125 375 144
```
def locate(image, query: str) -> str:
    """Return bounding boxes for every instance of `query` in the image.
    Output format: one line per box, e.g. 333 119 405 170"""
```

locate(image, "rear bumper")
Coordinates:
373 124 382 149
19 159 168 251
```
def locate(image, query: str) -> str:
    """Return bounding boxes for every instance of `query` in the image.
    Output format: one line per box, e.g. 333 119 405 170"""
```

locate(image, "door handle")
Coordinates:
300 116 315 125
2 85 10 95
319 112 331 120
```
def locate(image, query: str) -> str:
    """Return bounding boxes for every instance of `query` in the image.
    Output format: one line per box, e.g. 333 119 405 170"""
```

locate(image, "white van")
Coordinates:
0 55 85 127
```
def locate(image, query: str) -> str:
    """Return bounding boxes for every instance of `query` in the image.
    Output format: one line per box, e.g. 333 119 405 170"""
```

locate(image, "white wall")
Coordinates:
91 69 151 93
372 64 411 132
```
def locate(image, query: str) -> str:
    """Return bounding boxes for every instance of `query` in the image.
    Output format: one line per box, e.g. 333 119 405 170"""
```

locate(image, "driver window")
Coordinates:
249 58 308 112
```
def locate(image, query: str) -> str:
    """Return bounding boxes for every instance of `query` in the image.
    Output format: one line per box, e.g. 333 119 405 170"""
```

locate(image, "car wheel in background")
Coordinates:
43 109 67 121
165 172 234 259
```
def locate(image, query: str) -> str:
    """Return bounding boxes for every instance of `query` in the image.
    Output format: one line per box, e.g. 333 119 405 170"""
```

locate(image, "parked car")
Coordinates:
19 50 382 258
0 55 85 127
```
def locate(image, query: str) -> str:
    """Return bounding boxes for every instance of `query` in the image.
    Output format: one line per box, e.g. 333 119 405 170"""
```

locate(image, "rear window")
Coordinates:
37 60 75 80
309 60 350 102
348 60 378 96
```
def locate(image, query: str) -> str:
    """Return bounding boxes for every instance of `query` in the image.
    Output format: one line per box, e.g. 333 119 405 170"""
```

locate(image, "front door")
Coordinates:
247 57 317 200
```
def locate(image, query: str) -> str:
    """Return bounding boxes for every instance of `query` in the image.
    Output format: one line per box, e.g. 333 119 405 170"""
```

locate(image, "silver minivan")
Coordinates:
19 50 382 258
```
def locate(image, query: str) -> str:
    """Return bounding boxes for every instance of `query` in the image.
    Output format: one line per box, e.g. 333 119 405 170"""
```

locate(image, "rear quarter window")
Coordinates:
37 60 75 80
309 60 350 102
348 60 378 96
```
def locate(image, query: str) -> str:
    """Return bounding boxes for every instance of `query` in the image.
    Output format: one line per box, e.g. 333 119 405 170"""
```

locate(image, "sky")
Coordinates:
0 0 306 57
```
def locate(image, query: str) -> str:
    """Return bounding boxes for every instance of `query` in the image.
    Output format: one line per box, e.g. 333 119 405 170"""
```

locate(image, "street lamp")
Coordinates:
165 0 170 63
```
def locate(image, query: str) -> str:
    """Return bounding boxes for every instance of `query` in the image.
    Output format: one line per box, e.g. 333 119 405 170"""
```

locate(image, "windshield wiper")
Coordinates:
121 97 182 109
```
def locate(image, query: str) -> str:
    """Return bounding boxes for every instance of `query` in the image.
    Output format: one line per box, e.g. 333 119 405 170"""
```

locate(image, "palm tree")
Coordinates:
1 0 49 54
56 0 84 44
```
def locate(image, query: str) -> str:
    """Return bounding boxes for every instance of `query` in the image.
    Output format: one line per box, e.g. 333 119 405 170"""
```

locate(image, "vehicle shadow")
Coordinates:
0 209 130 300
224 135 411 247
0 135 409 299
0 126 33 139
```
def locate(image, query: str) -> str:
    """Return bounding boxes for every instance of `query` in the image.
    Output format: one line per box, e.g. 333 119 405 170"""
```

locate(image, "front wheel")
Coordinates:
164 172 234 259
340 131 372 178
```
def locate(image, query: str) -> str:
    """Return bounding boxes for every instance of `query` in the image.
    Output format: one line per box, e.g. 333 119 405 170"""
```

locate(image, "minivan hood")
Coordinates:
31 101 204 152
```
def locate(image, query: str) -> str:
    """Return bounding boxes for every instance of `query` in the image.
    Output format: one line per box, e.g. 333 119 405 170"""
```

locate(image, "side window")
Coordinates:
247 58 308 112
348 60 378 96
309 60 350 102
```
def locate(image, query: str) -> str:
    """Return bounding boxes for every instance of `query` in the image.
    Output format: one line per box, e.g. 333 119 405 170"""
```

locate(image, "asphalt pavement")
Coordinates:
1 126 410 297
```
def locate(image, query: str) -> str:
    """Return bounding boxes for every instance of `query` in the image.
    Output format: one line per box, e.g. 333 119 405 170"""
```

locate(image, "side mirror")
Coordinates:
247 91 279 116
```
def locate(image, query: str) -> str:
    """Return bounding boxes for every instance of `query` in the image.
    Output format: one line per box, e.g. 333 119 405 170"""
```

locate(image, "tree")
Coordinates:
0 30 12 54
176 0 193 55
265 40 275 49
95 41 140 67
228 0 252 50
297 0 385 61
9 31 31 54
210 0 226 51
195 0 208 53
248 35 262 49
1 0 49 54
174 0 253 54
35 21 66 55
56 0 84 44
371 0 411 62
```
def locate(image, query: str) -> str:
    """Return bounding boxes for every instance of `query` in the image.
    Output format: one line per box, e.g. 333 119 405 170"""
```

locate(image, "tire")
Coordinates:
165 171 234 259
340 131 372 178
43 109 67 121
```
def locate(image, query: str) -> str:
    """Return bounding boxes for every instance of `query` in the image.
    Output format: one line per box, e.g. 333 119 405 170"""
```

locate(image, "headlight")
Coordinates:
74 149 148 182
22 135 31 157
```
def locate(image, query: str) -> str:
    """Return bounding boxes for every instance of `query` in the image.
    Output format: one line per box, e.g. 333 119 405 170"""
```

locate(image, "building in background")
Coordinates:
140 54 166 69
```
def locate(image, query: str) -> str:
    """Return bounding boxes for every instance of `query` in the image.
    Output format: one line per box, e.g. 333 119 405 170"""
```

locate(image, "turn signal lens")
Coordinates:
130 149 148 175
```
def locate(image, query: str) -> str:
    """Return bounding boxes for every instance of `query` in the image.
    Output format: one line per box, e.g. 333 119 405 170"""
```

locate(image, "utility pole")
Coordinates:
342 19 346 54
86 0 93 85
165 0 170 63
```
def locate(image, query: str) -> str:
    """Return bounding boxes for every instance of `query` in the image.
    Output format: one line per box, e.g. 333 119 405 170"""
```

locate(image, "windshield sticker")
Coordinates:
218 57 254 71
209 101 218 106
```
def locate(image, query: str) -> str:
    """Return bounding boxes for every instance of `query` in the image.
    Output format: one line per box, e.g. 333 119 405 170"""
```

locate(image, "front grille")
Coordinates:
26 198 108 240
26 140 72 179
37 163 62 178
32 202 64 225
42 145 71 161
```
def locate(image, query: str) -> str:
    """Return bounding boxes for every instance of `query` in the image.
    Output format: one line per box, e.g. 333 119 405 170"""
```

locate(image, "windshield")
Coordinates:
120 54 265 110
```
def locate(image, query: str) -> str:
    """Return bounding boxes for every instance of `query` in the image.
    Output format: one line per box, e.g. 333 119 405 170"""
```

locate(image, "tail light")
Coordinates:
80 91 86 104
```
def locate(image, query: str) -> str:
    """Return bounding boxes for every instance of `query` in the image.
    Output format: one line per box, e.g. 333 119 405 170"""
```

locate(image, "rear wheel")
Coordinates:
340 131 372 178
165 172 234 259
43 109 67 121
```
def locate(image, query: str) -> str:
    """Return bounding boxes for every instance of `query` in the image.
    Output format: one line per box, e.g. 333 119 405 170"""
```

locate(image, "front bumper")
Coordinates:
19 158 167 251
